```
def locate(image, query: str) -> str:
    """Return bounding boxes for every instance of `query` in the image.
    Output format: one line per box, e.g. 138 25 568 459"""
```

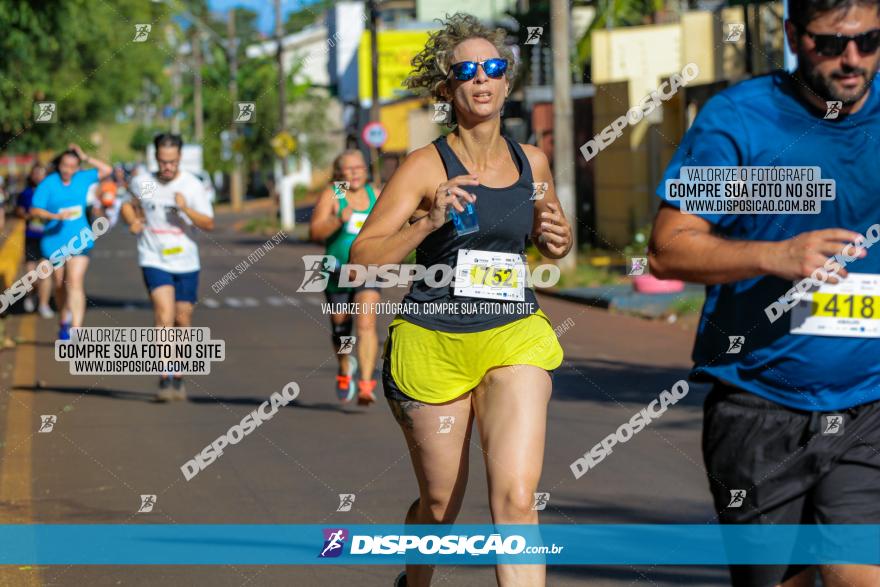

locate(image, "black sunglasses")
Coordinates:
450 58 508 81
801 27 880 57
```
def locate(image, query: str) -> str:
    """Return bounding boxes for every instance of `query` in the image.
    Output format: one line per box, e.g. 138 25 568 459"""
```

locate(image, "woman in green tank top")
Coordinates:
309 149 382 406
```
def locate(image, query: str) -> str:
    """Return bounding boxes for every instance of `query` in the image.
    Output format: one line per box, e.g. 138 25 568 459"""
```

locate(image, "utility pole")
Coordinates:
228 10 243 211
551 0 577 272
368 0 381 183
192 25 204 143
167 24 182 134
275 0 289 175
172 58 182 134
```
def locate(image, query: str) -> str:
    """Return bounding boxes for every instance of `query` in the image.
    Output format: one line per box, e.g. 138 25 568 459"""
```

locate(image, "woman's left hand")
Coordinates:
538 202 572 257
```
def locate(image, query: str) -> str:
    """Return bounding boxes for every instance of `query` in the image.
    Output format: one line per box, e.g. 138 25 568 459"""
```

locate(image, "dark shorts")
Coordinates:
381 328 417 403
703 381 880 586
25 237 43 262
141 267 199 304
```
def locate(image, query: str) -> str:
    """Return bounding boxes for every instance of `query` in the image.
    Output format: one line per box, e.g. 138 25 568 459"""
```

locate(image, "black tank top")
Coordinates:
400 134 541 333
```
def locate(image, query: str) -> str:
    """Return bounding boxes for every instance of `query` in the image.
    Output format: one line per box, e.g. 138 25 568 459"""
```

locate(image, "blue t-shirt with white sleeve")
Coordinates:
656 70 880 411
31 168 99 258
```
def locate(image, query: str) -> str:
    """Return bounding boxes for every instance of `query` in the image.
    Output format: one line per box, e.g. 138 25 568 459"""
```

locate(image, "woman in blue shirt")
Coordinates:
30 144 112 340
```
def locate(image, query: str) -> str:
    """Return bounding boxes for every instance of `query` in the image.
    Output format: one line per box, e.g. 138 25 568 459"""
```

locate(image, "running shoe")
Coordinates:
156 377 175 402
357 379 377 406
393 571 407 586
171 377 187 401
336 356 358 403
57 322 71 341
38 305 55 319
23 297 35 313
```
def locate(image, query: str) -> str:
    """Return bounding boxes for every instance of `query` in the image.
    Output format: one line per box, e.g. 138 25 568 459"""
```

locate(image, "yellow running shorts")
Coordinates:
381 309 564 404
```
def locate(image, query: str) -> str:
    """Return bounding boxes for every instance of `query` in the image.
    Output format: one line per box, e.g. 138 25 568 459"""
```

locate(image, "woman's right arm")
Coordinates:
29 208 63 220
309 187 343 243
350 147 478 266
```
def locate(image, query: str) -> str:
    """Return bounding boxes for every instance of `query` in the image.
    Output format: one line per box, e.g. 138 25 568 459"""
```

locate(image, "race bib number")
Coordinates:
345 212 369 235
453 249 526 301
59 205 82 221
790 273 880 337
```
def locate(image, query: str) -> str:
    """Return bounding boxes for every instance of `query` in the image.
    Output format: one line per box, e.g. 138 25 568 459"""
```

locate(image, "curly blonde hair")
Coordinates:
405 12 516 103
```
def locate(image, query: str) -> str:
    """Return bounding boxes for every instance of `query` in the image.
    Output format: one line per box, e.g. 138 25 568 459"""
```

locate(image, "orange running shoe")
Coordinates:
357 379 377 406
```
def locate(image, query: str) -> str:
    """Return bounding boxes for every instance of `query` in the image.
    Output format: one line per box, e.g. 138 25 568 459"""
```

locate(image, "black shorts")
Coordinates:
381 324 418 404
25 237 43 262
703 381 880 586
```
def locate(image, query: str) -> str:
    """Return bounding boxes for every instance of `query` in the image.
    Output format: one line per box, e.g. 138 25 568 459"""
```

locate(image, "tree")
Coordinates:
193 8 333 176
0 0 169 153
284 0 333 35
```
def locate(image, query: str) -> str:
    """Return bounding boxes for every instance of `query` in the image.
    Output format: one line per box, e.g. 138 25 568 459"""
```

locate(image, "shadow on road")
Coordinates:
14 384 371 415
553 358 709 409
550 564 729 585
15 384 156 403
83 296 151 310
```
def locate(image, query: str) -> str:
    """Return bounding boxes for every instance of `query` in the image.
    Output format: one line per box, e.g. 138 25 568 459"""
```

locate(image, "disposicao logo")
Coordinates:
319 528 348 558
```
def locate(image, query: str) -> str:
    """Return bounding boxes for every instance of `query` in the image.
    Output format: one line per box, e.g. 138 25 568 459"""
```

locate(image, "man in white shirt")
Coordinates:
122 133 214 402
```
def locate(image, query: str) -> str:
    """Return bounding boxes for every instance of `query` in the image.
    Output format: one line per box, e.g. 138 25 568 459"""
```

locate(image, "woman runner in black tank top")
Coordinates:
350 13 572 587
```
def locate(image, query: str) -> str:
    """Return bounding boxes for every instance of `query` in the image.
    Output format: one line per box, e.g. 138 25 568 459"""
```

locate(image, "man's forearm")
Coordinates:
182 208 213 230
650 230 777 285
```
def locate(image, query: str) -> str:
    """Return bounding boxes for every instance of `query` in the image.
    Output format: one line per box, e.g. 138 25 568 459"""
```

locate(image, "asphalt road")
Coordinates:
0 209 729 586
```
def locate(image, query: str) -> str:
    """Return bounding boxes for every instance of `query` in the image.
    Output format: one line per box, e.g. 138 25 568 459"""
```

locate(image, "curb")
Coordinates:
540 283 705 319
0 219 24 290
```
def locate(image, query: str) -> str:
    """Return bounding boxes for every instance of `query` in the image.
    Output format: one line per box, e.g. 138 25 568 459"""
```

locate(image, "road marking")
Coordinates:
0 315 40 586
119 296 316 310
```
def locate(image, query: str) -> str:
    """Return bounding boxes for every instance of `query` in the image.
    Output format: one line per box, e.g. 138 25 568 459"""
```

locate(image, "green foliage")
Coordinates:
284 0 333 35
194 8 334 175
576 0 665 74
242 214 282 236
0 0 168 152
130 125 161 153
668 293 705 316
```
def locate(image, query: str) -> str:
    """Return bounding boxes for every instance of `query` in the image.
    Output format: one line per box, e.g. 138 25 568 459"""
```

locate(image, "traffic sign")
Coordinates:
362 122 387 149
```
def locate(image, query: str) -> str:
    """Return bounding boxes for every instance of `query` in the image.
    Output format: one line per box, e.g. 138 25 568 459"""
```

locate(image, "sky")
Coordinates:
207 0 323 34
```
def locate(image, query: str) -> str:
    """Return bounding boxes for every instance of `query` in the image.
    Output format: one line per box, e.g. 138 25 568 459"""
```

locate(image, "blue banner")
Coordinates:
0 524 878 565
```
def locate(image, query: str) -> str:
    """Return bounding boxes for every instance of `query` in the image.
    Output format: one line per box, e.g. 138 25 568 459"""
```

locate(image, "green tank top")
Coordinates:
325 184 377 291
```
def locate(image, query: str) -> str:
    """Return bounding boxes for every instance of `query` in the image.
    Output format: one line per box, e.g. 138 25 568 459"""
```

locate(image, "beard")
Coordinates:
797 51 878 104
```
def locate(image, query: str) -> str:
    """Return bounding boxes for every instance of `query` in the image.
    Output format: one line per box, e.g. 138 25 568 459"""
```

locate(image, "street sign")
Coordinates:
362 122 387 149
271 132 297 158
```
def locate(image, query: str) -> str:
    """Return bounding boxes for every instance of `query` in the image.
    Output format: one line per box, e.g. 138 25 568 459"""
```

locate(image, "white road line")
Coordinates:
201 298 221 308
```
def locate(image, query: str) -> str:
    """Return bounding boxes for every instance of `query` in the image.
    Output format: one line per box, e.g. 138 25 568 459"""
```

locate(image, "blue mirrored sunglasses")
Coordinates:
450 58 508 81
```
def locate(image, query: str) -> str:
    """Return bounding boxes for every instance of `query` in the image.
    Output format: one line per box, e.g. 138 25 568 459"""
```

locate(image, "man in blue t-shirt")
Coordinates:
30 144 112 340
650 0 880 585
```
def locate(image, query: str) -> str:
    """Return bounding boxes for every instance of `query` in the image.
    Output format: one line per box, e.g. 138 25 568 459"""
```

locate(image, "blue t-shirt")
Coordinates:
656 71 880 411
31 168 99 258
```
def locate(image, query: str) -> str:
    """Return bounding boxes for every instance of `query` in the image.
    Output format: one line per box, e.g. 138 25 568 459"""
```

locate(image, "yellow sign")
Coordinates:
358 30 432 102
271 132 297 157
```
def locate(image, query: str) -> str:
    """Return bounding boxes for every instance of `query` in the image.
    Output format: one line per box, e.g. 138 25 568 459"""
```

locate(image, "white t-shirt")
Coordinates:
130 171 213 273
